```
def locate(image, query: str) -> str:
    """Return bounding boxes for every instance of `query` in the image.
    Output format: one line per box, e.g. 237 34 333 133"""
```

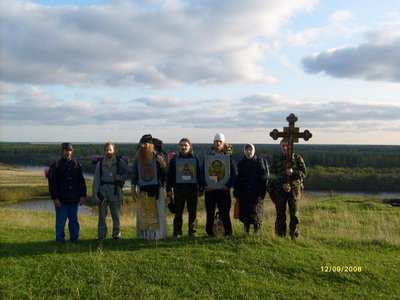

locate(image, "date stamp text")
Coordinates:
321 266 362 273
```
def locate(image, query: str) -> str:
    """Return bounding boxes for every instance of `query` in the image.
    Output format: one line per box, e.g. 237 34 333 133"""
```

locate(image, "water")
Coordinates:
4 199 93 215
22 165 94 180
308 191 400 199
8 165 398 214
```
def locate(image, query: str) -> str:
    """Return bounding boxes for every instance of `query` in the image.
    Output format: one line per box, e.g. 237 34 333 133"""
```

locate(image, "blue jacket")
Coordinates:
49 158 87 203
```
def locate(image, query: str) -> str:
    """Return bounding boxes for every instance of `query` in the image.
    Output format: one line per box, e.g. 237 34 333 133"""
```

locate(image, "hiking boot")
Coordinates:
244 224 250 234
289 231 299 240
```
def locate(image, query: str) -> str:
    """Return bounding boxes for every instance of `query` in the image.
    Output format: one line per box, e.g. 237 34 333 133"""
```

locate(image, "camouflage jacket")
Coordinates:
267 153 306 193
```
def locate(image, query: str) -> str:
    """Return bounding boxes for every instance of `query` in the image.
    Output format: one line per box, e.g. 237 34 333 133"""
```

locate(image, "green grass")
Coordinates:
1 168 400 299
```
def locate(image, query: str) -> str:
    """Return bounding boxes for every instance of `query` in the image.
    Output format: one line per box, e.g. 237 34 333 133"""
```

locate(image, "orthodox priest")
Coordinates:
131 134 169 240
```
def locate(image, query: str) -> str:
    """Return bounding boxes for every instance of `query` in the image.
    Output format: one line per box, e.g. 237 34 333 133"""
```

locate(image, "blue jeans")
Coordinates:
55 203 80 241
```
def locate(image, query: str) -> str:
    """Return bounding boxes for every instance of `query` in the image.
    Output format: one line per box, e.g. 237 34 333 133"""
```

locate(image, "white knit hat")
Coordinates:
213 133 225 142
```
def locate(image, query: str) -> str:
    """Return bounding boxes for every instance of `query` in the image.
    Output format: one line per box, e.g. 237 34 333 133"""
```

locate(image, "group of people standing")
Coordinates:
48 133 307 243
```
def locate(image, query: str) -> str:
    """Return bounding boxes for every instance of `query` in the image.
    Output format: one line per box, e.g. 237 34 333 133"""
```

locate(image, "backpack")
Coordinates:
98 156 128 195
153 137 168 158
262 158 270 186
212 212 225 236
99 156 121 181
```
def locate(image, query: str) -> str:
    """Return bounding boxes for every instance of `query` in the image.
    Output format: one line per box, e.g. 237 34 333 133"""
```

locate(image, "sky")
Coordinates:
1 0 400 145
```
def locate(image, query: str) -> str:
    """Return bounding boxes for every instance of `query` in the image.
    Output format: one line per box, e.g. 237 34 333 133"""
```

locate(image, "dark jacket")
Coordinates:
49 158 87 203
234 155 267 223
166 152 201 193
234 155 267 200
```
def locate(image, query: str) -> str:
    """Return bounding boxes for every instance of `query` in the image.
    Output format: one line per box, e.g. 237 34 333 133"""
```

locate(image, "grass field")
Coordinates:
0 166 399 299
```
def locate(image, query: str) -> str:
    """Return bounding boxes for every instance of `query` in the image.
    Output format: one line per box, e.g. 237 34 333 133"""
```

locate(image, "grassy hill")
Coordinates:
0 167 399 299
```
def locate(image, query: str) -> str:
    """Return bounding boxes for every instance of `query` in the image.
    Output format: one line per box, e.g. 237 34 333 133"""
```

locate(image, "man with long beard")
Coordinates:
131 134 169 240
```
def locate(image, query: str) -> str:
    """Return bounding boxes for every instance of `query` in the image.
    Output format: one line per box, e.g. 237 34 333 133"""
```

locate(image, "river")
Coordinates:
4 165 94 215
5 199 93 215
3 165 398 214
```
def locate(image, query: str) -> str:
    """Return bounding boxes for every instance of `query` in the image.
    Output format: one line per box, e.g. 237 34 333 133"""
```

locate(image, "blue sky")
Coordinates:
1 0 399 145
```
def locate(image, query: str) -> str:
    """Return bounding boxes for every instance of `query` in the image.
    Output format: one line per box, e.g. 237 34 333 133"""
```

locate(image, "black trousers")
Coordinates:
173 185 198 235
205 189 232 236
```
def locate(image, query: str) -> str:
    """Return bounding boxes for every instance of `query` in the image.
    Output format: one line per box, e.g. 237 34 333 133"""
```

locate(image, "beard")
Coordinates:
138 144 154 163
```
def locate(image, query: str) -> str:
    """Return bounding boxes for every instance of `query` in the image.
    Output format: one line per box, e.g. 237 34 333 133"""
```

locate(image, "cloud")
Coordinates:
0 0 316 87
242 94 292 106
328 10 353 24
1 83 398 135
301 23 400 82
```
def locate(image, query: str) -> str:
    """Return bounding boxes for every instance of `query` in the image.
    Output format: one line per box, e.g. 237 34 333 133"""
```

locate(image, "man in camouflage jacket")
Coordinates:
268 139 306 240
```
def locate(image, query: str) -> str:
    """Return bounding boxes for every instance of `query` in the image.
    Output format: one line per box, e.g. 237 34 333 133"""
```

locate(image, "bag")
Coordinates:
233 201 240 219
167 197 176 213
212 212 225 236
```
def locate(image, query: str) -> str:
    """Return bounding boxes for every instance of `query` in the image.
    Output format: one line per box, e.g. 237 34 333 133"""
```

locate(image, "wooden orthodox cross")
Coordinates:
270 113 312 167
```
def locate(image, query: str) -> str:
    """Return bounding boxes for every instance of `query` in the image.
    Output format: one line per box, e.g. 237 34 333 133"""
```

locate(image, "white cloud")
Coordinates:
1 1 399 145
1 83 398 137
301 22 400 82
0 0 316 87
328 10 353 24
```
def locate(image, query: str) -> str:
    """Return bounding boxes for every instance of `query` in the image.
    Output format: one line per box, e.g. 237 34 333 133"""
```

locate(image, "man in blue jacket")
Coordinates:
49 143 87 243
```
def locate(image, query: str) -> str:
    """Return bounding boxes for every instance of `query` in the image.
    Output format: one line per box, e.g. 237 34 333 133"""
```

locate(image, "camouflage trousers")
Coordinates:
273 185 302 237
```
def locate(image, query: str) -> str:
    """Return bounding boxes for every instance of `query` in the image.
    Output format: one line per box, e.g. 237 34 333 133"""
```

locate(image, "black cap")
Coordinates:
61 142 74 151
139 134 153 144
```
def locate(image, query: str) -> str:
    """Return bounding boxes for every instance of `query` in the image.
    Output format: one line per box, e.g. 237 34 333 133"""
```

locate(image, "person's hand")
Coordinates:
156 155 166 167
204 185 213 192
53 199 61 208
79 197 85 206
286 168 294 176
166 191 172 198
282 183 291 193
222 185 229 192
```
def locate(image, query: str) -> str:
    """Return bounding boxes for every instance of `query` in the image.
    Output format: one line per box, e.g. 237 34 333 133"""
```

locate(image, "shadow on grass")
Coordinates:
0 234 243 258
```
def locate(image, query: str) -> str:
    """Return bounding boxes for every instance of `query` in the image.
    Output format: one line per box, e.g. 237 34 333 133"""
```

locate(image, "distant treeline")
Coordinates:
1 142 399 192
